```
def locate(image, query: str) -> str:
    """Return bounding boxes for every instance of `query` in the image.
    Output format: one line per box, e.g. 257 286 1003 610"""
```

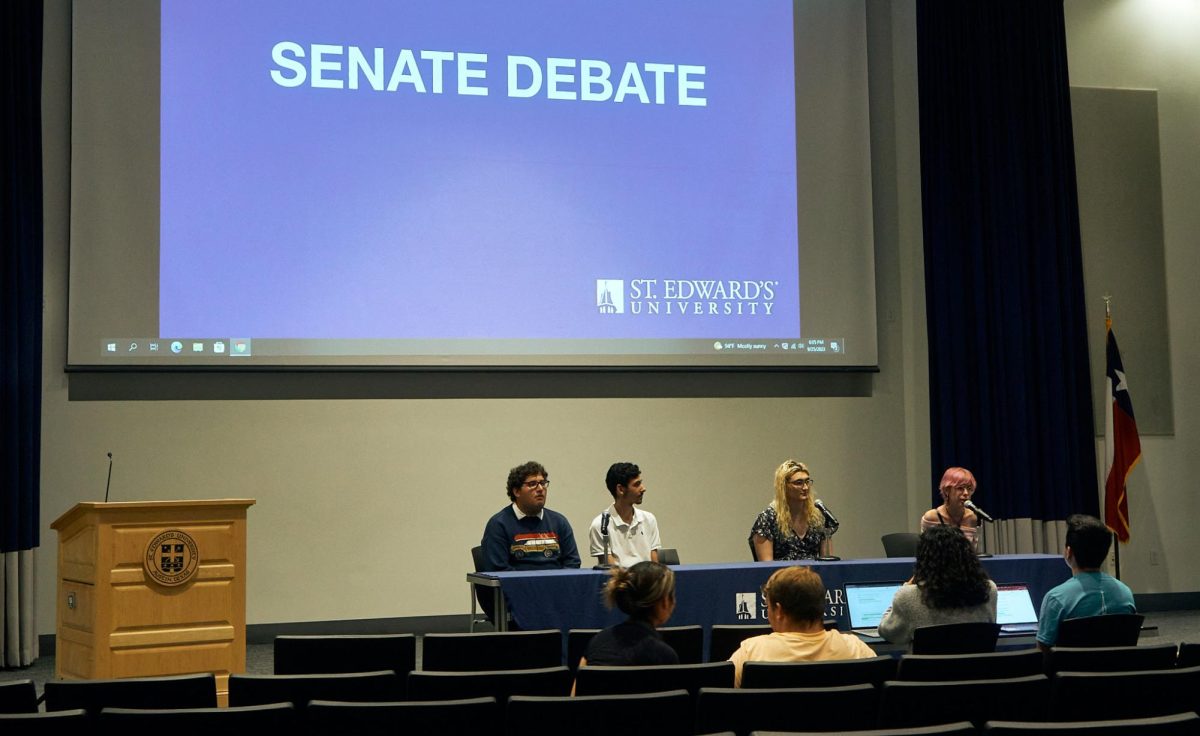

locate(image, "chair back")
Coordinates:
910 621 1000 654
98 702 294 729
0 680 37 713
470 545 496 623
985 711 1200 734
741 656 896 689
0 709 89 727
881 532 919 557
274 633 416 682
507 690 692 736
696 684 879 734
658 548 681 565
567 628 601 671
708 625 772 663
308 696 499 732
1178 642 1200 668
407 666 572 701
575 661 735 698
43 673 217 714
1050 666 1200 722
896 649 1043 681
1047 644 1177 674
879 674 1050 728
227 670 401 708
422 629 562 671
1054 613 1144 648
659 624 704 664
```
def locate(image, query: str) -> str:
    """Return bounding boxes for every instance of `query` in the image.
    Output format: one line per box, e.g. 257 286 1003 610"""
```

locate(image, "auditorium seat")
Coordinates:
567 628 601 671
406 666 572 701
741 656 896 688
709 624 772 663
696 684 879 733
227 670 401 709
506 690 691 736
879 674 1050 728
98 702 295 730
984 711 1200 734
0 679 37 713
1177 641 1200 668
910 621 1000 654
0 709 88 731
881 533 919 558
1046 643 1177 673
659 624 704 664
273 634 416 689
895 649 1042 681
43 673 217 714
574 661 735 699
422 629 562 671
751 724 975 736
1053 613 1143 647
308 696 499 733
1050 666 1200 722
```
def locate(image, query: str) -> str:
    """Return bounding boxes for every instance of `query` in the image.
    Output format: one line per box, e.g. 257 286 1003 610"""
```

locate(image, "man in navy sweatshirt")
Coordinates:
481 461 581 571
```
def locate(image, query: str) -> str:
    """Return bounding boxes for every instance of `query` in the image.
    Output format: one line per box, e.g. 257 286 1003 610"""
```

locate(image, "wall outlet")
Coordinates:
1150 549 1160 566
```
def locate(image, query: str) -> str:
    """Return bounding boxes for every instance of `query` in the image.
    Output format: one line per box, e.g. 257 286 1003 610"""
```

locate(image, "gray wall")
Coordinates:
1065 0 1200 594
35 0 1194 637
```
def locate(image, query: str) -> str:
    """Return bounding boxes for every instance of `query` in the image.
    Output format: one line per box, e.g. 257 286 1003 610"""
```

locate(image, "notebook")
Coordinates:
844 581 905 637
995 583 1040 633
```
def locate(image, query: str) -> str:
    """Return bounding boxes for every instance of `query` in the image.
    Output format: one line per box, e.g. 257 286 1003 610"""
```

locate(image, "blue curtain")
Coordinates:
917 0 1098 522
1 0 44 667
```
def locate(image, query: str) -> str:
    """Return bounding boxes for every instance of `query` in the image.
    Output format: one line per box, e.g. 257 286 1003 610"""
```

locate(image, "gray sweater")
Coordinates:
877 580 998 645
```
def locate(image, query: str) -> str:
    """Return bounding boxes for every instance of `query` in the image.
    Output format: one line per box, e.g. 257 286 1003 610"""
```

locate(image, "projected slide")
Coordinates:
160 0 799 342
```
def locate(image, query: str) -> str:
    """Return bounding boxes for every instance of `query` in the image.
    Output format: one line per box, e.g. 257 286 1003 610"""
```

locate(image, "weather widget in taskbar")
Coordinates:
712 338 845 353
101 338 253 357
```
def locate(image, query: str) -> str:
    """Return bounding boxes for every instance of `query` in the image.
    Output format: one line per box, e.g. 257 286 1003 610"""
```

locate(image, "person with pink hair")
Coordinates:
920 467 980 550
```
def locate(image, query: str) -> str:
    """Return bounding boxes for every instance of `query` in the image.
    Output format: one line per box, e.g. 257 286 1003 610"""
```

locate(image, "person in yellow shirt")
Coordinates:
728 566 875 686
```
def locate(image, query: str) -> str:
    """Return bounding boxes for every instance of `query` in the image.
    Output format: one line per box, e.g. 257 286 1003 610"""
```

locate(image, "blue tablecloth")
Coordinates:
481 555 1069 632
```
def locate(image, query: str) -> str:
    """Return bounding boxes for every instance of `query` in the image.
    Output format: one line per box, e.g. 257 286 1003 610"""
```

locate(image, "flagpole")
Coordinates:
1103 295 1121 580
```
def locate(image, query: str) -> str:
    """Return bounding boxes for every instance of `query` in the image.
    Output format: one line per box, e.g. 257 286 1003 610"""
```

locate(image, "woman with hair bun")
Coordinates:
578 561 679 668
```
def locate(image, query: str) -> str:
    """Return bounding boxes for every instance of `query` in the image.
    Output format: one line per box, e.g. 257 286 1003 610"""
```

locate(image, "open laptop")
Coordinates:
996 583 1040 633
844 581 904 638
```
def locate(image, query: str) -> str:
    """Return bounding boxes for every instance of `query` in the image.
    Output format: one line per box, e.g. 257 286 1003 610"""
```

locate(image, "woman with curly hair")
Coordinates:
749 460 838 561
877 525 997 645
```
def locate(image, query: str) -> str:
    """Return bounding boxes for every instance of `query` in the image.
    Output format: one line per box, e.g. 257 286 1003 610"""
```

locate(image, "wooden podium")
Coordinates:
51 500 255 703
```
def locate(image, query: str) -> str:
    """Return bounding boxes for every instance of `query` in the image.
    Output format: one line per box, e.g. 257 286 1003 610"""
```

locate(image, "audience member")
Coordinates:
1037 513 1135 649
579 561 679 668
728 566 874 686
878 525 997 645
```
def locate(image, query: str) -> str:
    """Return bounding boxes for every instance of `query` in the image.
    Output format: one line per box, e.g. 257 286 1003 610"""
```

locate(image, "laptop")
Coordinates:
996 583 1040 633
844 581 905 638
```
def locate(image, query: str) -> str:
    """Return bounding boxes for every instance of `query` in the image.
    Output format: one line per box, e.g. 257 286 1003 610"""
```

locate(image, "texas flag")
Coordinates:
1103 319 1142 543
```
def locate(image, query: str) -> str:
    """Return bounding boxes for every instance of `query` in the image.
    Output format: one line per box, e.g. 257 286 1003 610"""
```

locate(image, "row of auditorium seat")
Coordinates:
4 676 1200 734
267 627 1200 677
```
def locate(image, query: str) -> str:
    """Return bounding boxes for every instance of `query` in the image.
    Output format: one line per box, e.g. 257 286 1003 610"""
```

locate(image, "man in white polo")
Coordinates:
589 462 662 567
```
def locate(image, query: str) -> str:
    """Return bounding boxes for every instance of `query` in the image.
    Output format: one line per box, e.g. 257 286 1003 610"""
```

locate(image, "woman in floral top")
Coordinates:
749 460 838 560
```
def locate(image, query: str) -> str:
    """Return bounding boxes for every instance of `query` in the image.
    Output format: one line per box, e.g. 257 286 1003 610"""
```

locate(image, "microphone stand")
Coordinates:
594 511 612 570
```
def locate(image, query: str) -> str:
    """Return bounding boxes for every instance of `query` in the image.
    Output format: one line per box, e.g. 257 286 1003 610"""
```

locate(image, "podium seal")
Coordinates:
145 529 199 586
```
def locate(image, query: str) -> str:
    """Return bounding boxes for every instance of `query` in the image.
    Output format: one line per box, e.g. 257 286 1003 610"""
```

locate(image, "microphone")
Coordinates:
104 452 114 503
595 511 612 570
814 499 839 527
965 500 994 523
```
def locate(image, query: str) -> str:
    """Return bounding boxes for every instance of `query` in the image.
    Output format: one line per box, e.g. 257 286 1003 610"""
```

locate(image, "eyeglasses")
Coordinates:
789 477 815 487
522 479 550 489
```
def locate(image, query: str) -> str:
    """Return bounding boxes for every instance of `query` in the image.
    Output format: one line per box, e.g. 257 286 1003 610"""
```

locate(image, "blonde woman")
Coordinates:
750 460 838 561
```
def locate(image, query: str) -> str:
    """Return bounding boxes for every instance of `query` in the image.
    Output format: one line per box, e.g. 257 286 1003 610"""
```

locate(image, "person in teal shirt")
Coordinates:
1037 514 1136 649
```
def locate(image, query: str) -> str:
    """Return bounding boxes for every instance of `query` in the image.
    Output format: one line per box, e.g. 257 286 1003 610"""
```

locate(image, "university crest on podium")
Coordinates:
144 529 200 586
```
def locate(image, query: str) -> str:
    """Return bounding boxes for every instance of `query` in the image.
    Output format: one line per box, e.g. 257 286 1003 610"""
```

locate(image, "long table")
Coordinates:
467 555 1071 633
